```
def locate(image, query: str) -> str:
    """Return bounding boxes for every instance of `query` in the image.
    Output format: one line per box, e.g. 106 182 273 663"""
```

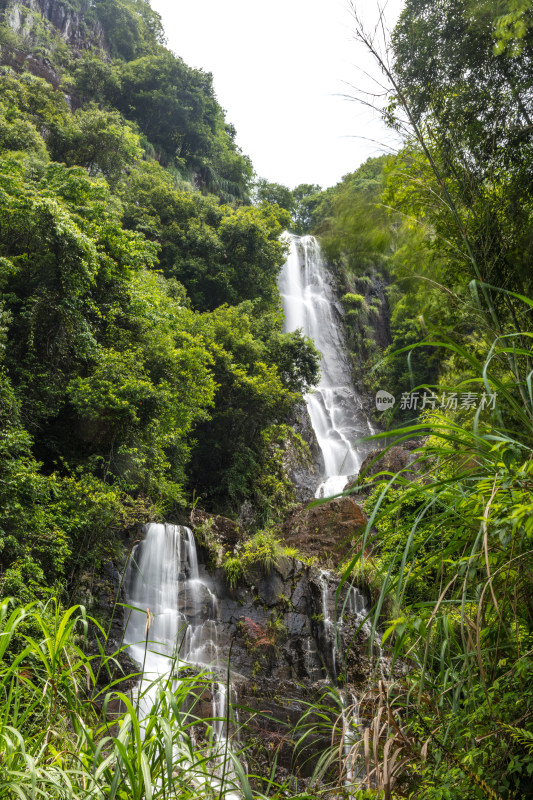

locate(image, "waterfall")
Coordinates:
120 235 385 793
124 523 222 675
124 523 237 794
278 233 374 497
277 230 382 792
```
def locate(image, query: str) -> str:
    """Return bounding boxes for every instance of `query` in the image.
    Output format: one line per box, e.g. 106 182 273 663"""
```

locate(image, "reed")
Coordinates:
335 292 533 798
0 598 258 799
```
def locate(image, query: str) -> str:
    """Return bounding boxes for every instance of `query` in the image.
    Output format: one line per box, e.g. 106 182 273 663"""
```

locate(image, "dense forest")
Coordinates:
0 0 532 798
0 0 322 605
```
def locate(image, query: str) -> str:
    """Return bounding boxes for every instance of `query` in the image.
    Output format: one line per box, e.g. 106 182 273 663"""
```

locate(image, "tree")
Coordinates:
391 0 533 295
113 50 252 198
292 182 322 233
50 105 143 182
187 301 319 515
255 179 295 215
118 162 290 310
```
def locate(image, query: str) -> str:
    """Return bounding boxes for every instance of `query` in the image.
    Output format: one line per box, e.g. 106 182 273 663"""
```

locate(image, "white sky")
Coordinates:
151 0 404 190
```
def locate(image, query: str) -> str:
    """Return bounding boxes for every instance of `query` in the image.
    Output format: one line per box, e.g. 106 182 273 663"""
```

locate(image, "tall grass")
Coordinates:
4 296 532 798
336 291 533 798
0 598 258 799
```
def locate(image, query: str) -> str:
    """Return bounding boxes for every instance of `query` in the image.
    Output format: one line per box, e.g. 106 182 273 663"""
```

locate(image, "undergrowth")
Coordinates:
222 529 298 590
338 301 533 799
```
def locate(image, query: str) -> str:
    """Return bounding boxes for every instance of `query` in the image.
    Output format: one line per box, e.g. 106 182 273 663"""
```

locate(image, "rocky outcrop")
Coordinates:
197 554 380 778
290 401 323 464
279 495 367 566
346 439 424 493
75 529 142 696
0 44 61 86
0 0 109 90
87 518 388 787
190 509 245 567
191 509 245 549
279 401 323 503
3 0 107 50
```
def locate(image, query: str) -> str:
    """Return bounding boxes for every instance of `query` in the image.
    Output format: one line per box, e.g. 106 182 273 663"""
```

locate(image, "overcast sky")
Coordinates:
151 0 404 190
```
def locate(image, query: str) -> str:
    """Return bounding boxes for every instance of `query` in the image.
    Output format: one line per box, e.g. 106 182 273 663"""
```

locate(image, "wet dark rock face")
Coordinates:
345 439 425 493
76 529 142 695
286 401 323 501
82 521 386 785
199 555 377 775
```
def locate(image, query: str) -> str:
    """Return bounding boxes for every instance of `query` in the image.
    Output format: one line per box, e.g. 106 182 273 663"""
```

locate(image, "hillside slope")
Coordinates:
0 0 319 603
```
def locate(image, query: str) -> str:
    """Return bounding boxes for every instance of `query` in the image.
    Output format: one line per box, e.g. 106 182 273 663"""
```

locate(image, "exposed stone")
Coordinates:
279 496 367 566
190 509 245 568
83 522 397 789
290 570 312 614
191 553 382 778
286 401 323 501
275 555 293 581
345 439 424 492
3 0 108 51
257 572 286 606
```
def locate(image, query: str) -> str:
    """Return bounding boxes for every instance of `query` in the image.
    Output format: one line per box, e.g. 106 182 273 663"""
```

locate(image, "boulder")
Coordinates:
190 509 245 555
280 496 367 566
345 439 424 492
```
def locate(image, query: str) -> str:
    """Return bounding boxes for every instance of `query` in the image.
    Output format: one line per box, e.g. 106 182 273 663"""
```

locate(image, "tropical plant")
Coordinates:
0 596 263 799
341 305 533 798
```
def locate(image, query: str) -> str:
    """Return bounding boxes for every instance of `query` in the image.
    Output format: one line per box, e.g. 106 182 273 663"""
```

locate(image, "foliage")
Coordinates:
187 303 319 515
349 327 533 796
0 597 262 799
255 179 325 234
256 178 295 214
110 49 253 196
223 529 297 589
249 424 311 527
117 161 290 309
315 3 533 796
0 2 322 605
0 146 315 596
50 104 143 182
94 0 166 59
389 0 533 303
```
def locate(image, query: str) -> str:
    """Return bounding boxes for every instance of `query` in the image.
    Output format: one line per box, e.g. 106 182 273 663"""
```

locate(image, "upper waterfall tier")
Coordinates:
278 234 374 496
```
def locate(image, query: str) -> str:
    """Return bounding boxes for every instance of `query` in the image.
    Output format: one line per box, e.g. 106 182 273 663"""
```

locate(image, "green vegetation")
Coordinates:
0 597 263 799
255 177 325 234
0 0 320 605
318 1 533 797
223 529 297 589
1 0 533 797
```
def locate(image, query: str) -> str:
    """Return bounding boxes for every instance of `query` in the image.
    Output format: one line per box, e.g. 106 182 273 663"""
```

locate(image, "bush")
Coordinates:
223 529 298 589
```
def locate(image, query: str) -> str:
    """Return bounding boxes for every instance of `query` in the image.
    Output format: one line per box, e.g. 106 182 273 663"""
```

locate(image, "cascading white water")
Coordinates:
278 233 375 497
122 236 385 794
317 572 370 790
124 523 238 794
278 233 383 791
124 523 222 674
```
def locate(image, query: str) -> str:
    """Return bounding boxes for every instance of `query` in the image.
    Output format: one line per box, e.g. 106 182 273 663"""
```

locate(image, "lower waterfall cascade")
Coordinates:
122 234 385 794
123 526 378 792
124 523 239 797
